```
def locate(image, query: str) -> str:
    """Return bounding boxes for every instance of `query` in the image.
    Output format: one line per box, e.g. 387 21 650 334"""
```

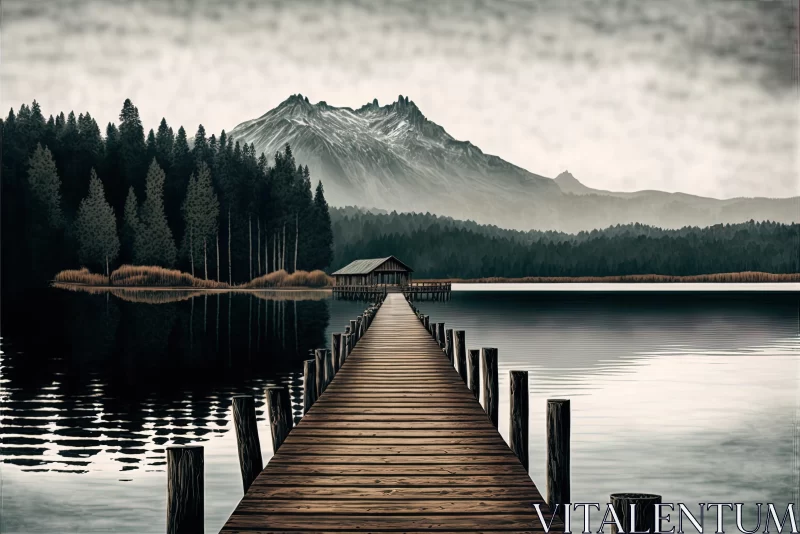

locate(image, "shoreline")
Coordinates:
52 282 332 292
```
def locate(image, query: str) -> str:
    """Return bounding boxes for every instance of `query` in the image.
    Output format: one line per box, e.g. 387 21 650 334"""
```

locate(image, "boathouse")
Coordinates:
332 256 413 286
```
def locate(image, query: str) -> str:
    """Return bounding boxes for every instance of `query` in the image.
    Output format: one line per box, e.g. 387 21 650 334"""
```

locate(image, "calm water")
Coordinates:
1 288 798 532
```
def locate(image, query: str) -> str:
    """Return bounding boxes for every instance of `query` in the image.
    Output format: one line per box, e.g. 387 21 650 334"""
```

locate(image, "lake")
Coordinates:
1 287 798 532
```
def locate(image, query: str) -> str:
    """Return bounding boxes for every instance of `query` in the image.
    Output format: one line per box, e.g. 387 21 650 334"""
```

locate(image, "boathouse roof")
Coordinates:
332 256 414 276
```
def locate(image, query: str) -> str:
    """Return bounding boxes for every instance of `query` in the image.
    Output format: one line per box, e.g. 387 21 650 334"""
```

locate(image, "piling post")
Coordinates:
357 316 364 339
423 315 430 333
167 445 204 534
303 359 316 414
324 348 335 386
436 323 446 349
481 348 498 427
338 334 348 368
455 330 467 384
468 349 480 400
350 319 358 343
314 349 324 398
231 396 263 492
332 334 342 373
265 386 291 451
445 329 454 363
509 372 529 470
610 494 662 534
546 399 571 519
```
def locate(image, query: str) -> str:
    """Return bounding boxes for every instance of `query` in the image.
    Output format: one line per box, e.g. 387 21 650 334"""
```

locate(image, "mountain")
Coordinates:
230 95 798 231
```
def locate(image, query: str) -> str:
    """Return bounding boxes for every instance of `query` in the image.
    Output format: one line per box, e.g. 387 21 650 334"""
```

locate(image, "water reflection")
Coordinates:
0 288 355 476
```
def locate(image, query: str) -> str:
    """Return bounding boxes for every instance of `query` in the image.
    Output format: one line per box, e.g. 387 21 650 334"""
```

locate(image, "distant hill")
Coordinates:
230 94 798 232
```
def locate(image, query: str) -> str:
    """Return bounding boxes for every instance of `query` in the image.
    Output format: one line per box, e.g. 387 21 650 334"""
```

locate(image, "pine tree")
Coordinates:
75 169 120 275
166 125 192 244
181 161 219 278
27 144 64 229
312 181 333 269
121 186 139 264
118 99 147 196
135 159 177 267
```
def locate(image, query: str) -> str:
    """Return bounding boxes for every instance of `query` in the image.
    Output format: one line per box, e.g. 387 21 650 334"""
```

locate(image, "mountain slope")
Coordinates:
230 95 798 231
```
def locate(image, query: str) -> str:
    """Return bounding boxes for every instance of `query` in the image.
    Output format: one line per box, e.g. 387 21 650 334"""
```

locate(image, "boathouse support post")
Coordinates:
546 399 571 520
303 359 316 413
455 330 467 384
481 347 498 427
231 396 263 492
265 386 291 451
167 445 204 534
609 494 662 534
509 372 529 471
445 329 454 363
468 349 480 400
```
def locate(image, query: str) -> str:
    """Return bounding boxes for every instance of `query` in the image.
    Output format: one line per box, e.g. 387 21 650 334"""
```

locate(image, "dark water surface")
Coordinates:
1 288 798 532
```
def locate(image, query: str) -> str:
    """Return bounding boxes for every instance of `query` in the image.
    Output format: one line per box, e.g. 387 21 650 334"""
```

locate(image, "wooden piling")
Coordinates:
332 333 342 373
481 348 498 427
303 359 316 414
350 320 358 343
546 399 570 519
436 322 446 349
468 349 480 400
610 493 662 534
445 329 454 363
338 334 348 368
231 396 263 493
314 350 324 398
509 372 529 471
423 315 430 333
166 445 203 534
266 386 291 451
324 348 335 386
454 330 467 384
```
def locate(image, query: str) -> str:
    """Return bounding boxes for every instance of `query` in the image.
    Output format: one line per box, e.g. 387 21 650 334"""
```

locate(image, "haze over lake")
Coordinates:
1 287 797 532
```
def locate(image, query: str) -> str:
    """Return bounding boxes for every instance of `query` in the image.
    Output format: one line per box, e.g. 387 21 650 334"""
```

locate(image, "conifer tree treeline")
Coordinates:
1 99 334 292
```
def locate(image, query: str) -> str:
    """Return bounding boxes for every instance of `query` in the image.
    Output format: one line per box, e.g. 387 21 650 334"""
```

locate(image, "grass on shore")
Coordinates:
431 271 800 283
54 265 332 289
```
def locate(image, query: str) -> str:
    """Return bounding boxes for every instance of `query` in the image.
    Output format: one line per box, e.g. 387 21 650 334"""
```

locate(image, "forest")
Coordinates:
1 100 333 293
331 209 799 278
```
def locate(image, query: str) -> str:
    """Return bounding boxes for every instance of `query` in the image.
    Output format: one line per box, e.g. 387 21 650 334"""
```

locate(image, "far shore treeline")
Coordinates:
331 209 799 279
1 100 333 293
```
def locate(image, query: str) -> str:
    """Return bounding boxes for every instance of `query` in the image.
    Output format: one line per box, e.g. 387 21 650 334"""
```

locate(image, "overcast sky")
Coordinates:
2 0 797 198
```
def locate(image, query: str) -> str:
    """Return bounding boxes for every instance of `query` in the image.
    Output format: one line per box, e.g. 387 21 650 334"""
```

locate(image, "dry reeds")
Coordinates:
242 269 332 289
53 267 109 286
437 272 800 284
109 265 230 288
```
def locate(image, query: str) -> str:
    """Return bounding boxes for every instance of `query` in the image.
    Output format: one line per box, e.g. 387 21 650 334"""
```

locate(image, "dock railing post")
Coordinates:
509 372 529 471
265 386 291 452
468 349 480 400
546 399 571 520
315 349 324 398
232 396 263 493
324 348 335 387
332 333 342 373
610 494 662 534
167 445 203 534
445 329 454 364
481 347 498 427
303 359 316 414
455 330 467 384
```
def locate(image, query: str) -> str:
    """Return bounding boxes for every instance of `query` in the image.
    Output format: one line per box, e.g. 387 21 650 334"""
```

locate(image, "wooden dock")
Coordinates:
220 293 556 533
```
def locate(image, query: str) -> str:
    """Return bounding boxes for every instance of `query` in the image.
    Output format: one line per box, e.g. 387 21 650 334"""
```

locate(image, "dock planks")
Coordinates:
222 293 557 533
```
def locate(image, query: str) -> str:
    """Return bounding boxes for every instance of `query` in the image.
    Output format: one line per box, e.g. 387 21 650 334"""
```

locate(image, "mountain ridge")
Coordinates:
229 94 798 231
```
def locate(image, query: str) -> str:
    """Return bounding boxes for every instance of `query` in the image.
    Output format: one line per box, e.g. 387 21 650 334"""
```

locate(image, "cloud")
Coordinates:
1 0 797 198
